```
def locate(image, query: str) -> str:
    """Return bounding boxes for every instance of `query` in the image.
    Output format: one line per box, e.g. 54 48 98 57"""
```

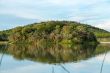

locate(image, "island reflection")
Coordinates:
0 43 110 64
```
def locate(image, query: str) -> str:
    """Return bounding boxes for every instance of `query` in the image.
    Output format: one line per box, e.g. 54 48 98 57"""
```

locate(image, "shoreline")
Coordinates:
100 42 110 44
1 41 110 44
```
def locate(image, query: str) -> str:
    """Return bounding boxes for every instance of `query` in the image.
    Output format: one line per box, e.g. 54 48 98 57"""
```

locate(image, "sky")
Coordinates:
0 0 110 31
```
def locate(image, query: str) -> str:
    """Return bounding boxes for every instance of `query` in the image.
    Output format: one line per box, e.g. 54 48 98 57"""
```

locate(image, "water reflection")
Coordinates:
0 43 105 64
0 43 110 73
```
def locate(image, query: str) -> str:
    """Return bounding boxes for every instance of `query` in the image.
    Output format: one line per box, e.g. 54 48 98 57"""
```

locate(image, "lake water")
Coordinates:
0 43 110 73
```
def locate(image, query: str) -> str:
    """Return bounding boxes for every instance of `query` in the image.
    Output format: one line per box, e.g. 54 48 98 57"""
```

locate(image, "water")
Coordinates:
0 43 110 73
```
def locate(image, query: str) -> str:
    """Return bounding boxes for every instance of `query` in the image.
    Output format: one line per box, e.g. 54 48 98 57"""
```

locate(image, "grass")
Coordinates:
98 38 110 42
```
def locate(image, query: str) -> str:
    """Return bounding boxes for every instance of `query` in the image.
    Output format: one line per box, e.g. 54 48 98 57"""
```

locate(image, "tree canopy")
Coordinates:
0 21 109 43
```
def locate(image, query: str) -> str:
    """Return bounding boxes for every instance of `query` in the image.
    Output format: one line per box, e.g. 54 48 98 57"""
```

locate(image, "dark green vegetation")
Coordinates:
0 21 110 43
0 43 109 64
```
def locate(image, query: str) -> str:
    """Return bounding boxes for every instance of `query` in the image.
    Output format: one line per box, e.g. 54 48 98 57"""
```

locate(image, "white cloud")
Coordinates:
1 62 51 73
95 52 110 63
0 0 110 30
0 0 110 20
0 0 98 5
95 21 110 31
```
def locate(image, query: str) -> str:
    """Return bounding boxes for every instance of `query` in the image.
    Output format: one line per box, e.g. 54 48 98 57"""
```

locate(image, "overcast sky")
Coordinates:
0 0 110 31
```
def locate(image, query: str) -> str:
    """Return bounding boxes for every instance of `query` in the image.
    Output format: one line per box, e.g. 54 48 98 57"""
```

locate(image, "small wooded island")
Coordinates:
0 21 110 44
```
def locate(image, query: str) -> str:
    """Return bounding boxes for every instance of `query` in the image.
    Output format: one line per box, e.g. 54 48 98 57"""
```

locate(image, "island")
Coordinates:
0 21 110 44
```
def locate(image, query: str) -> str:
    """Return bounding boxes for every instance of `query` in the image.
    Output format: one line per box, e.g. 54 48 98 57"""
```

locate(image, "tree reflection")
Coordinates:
0 43 110 64
0 44 110 73
0 44 99 63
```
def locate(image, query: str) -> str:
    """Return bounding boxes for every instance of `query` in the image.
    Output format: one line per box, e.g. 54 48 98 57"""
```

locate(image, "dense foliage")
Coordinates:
0 32 8 41
0 21 109 43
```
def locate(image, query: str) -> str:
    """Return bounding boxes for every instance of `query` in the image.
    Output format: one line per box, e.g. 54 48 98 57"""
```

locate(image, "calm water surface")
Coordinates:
0 43 110 73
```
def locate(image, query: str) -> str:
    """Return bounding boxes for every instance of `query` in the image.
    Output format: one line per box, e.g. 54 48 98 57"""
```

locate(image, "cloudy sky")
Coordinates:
0 0 110 31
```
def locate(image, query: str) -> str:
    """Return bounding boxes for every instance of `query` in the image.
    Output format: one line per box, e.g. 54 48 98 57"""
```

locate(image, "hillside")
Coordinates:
0 21 110 43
